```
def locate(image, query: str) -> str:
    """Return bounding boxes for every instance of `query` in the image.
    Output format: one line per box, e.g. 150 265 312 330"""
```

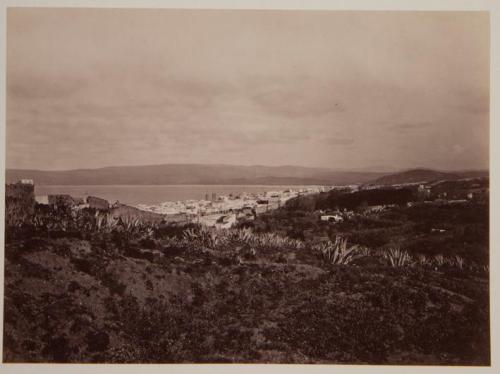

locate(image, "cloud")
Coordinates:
320 137 355 146
7 72 86 99
452 144 466 154
251 79 346 118
389 121 432 133
5 9 490 171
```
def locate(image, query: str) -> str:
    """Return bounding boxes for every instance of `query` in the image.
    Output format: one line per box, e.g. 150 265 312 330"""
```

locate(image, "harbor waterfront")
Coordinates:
34 184 336 228
136 186 336 228
34 184 330 206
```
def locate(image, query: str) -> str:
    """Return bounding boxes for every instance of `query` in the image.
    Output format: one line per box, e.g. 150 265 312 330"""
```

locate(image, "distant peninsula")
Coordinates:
5 164 488 186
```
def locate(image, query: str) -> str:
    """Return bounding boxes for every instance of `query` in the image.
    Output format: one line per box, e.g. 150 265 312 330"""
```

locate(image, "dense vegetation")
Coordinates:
246 185 488 267
3 180 490 364
284 187 414 212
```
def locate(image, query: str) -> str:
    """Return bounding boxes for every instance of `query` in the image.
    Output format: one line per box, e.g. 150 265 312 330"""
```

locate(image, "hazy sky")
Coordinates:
6 8 489 171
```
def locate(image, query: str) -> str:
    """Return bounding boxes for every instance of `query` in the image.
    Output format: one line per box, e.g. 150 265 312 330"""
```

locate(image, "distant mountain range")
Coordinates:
5 164 488 186
369 168 489 186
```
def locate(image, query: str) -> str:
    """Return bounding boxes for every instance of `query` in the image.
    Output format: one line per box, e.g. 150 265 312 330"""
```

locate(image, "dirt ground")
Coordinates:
2 234 490 364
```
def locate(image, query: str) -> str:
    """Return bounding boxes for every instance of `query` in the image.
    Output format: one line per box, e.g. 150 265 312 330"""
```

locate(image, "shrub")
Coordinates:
86 331 110 352
349 229 390 248
100 270 127 296
42 335 72 362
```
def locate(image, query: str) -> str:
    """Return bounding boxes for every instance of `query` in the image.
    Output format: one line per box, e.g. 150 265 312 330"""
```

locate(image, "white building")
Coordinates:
215 214 237 229
320 214 343 223
35 195 49 204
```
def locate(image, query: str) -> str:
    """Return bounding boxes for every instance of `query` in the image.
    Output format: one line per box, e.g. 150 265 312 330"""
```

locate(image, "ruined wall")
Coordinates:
5 183 35 226
87 196 110 210
109 203 165 225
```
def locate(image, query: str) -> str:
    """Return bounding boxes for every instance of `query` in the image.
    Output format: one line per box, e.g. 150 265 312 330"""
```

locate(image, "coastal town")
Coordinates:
7 179 337 230
7 176 488 234
136 186 334 228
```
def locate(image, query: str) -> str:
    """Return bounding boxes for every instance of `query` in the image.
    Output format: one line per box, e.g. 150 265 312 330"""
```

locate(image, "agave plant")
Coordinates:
33 215 46 229
383 248 412 267
182 227 199 241
254 232 303 250
161 236 186 249
359 246 371 257
313 237 359 265
143 227 155 240
230 228 255 245
417 254 431 267
203 229 224 250
119 215 142 233
182 226 223 250
95 212 107 231
6 204 30 228
454 255 465 270
265 233 279 247
94 212 119 233
433 254 445 267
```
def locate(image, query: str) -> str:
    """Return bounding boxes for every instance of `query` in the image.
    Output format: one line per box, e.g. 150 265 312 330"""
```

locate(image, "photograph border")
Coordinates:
0 0 498 373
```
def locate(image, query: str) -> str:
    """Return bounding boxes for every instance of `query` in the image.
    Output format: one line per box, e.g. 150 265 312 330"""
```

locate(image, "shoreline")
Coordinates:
136 186 334 227
29 182 337 228
34 184 336 208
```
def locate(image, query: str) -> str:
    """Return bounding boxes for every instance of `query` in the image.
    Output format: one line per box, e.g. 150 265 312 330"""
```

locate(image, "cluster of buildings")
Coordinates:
6 179 336 229
7 176 488 231
137 186 333 229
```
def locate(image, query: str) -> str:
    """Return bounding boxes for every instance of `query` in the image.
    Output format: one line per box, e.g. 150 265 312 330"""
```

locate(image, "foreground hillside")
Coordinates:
3 222 489 364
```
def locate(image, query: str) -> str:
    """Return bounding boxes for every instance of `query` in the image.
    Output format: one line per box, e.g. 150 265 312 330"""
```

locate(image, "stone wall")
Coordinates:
5 183 35 226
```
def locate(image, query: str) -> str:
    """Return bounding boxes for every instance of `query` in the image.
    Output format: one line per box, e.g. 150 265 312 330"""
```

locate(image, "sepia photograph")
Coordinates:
1 2 494 367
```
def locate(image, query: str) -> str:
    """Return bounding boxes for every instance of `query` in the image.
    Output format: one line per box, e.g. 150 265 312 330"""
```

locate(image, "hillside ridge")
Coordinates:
369 168 488 185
